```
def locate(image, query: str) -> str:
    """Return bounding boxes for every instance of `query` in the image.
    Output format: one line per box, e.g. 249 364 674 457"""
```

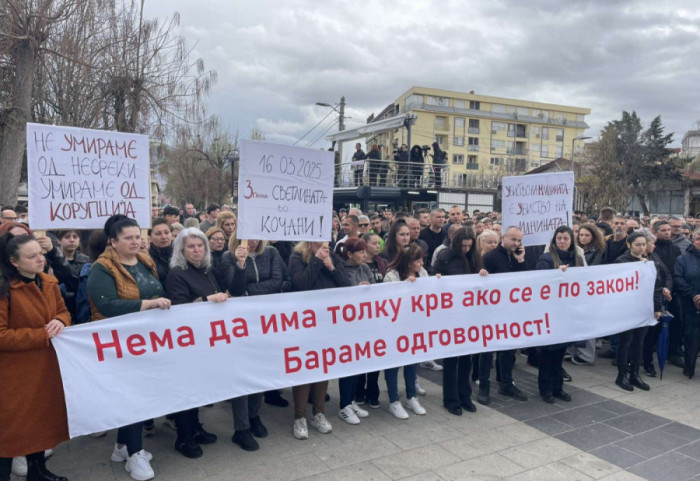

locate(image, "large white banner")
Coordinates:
502 171 575 246
237 140 334 241
26 123 151 230
53 262 656 437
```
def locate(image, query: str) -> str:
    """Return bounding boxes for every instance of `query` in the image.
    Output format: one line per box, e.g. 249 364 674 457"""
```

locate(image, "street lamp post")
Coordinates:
228 147 240 204
571 135 592 165
316 96 346 160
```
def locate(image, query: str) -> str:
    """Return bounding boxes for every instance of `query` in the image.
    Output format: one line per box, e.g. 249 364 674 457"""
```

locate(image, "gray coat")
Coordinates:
344 261 376 286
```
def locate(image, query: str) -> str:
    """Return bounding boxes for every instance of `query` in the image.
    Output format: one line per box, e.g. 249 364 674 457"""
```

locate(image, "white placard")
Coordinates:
53 262 656 437
237 140 333 241
502 171 575 246
26 123 151 230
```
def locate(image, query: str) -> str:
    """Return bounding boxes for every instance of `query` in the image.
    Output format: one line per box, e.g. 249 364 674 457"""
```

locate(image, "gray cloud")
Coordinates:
145 0 700 149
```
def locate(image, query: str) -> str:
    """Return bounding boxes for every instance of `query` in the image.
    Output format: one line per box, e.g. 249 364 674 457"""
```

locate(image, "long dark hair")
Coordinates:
549 226 583 268
387 243 423 280
449 228 482 274
104 214 139 240
382 219 408 262
0 234 38 296
577 224 605 252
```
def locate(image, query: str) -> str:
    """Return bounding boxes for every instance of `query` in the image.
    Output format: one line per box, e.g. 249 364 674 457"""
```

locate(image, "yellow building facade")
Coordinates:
369 87 591 189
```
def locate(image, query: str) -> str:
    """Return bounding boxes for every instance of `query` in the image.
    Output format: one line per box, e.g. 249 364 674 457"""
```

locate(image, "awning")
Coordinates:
326 113 415 142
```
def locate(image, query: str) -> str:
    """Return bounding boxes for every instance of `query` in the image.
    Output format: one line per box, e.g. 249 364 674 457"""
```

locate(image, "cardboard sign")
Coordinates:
237 140 333 241
26 123 151 230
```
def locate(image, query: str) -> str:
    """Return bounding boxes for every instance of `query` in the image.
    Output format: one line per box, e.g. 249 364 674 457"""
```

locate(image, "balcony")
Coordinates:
335 159 454 189
468 127 480 134
467 145 479 152
466 163 479 170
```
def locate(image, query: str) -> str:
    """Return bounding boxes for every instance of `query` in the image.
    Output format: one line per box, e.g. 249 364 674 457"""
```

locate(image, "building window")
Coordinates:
492 122 506 133
405 94 423 110
490 157 504 168
435 116 448 130
492 104 507 114
490 139 505 151
454 99 466 109
427 96 449 107
469 100 481 110
467 155 478 169
541 145 549 158
454 137 465 146
468 119 479 134
435 134 447 147
452 154 464 164
555 129 564 142
532 125 541 138
556 146 563 158
541 127 550 140
468 137 479 151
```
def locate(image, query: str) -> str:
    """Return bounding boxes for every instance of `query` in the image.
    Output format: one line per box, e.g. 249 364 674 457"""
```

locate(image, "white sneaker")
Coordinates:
44 449 54 459
111 444 153 462
420 360 443 371
351 401 369 418
12 457 27 476
415 381 426 396
125 450 154 481
162 417 177 430
338 405 361 425
309 413 333 434
388 401 409 420
293 418 308 440
406 396 427 415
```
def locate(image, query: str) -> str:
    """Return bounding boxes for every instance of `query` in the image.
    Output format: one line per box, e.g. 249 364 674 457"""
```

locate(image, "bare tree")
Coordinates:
0 0 79 206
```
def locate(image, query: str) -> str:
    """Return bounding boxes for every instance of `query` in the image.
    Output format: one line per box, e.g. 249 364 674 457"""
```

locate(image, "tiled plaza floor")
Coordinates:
20 349 700 481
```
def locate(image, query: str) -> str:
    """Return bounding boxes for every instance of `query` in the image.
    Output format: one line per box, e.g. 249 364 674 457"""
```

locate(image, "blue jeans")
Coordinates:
384 364 417 403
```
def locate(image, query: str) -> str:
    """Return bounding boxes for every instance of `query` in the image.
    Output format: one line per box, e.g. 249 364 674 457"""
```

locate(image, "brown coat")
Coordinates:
0 273 71 457
90 247 158 321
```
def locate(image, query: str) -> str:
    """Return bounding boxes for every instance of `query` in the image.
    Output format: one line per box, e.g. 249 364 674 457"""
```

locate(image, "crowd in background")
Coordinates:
1 200 698 481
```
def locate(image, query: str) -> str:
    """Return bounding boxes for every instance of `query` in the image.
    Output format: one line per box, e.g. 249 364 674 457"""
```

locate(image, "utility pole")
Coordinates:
338 96 346 165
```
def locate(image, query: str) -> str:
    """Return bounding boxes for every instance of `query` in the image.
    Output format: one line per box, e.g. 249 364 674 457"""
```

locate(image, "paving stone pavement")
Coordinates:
18 350 700 481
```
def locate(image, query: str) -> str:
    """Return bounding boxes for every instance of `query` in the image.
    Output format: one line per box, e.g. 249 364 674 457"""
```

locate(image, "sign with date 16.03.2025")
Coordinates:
237 140 334 242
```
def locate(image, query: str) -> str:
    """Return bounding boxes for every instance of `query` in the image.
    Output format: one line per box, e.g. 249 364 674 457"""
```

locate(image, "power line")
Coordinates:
293 108 336 146
307 116 338 147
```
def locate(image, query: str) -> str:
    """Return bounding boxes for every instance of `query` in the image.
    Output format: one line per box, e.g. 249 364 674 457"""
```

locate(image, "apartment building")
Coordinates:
368 87 591 189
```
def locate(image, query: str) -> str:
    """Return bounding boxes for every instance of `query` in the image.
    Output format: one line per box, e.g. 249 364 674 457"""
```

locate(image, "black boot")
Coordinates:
629 365 650 391
232 429 259 451
615 374 633 391
26 455 67 481
249 416 268 438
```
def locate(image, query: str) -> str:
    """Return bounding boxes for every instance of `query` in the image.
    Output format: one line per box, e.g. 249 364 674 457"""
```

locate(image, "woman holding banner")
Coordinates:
87 215 172 481
223 238 279 451
288 241 350 439
614 232 662 391
383 243 428 419
536 226 584 404
165 228 225 458
435 228 485 416
335 238 374 425
0 233 71 481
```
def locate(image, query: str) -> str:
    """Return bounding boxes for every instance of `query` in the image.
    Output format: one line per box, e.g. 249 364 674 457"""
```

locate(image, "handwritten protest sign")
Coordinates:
501 171 574 246
237 140 333 241
53 262 656 436
26 123 151 230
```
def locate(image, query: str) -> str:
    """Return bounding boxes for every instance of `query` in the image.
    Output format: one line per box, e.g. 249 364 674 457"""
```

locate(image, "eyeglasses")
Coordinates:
210 237 225 242
2 216 17 221
359 223 369 227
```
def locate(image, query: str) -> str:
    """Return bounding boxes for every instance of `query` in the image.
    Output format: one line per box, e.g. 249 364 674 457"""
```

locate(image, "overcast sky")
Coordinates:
144 0 700 151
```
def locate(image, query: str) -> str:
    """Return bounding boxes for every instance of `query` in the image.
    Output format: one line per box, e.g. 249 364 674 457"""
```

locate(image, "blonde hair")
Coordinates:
293 241 314 263
477 229 499 251
215 211 238 251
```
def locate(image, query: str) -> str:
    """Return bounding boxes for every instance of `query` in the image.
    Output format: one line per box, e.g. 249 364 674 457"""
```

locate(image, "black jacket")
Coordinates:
434 249 477 276
615 253 663 311
583 246 604 266
240 246 285 296
674 246 700 325
165 262 221 305
483 245 526 274
654 239 681 282
536 248 582 270
288 251 351 291
603 236 627 264
219 253 250 297
149 244 173 283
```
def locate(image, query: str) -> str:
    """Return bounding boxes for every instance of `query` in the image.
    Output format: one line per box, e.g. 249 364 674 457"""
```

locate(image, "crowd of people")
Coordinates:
0 201 697 481
349 142 447 188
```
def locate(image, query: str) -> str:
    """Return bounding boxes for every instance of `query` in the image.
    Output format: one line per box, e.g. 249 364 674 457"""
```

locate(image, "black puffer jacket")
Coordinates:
288 251 351 291
240 246 285 296
434 248 477 276
583 246 604 266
